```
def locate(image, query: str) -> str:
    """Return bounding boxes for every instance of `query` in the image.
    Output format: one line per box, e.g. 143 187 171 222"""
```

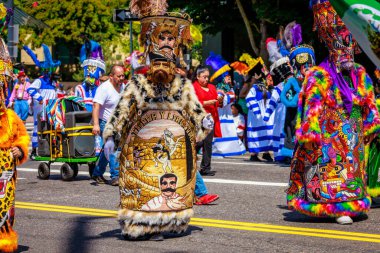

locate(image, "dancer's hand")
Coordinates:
11 147 22 159
202 114 214 130
92 124 100 135
104 137 115 161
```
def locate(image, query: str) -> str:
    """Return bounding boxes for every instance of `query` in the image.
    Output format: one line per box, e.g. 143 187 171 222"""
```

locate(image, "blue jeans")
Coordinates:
195 171 208 197
92 119 119 179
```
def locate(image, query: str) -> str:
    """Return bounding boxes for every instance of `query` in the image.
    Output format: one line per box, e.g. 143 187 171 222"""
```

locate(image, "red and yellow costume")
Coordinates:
0 4 30 251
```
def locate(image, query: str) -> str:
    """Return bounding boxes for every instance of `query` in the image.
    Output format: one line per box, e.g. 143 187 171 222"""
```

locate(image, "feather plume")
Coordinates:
284 21 296 49
42 44 54 68
230 61 249 75
266 37 282 63
130 0 168 18
22 45 41 67
292 24 302 47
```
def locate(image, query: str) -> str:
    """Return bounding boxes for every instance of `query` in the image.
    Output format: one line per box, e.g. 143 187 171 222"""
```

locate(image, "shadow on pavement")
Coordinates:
17 245 30 252
65 217 202 253
282 211 334 224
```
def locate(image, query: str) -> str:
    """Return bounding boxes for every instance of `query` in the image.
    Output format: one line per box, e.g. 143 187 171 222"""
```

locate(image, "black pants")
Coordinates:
196 129 214 172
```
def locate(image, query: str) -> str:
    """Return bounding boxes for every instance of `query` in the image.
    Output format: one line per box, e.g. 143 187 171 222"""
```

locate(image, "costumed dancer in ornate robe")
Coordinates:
75 40 106 112
0 5 30 251
24 44 61 159
367 69 380 198
102 0 213 240
287 0 380 225
245 56 275 162
206 52 246 157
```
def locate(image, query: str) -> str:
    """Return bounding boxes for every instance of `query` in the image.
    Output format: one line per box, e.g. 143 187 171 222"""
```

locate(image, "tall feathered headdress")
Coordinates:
310 0 360 68
266 37 283 64
23 44 61 71
130 0 168 18
205 52 231 83
130 0 193 84
79 40 106 73
283 21 303 50
239 53 265 77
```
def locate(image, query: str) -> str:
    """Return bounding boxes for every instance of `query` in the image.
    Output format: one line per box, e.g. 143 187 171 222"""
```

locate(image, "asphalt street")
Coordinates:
14 155 380 253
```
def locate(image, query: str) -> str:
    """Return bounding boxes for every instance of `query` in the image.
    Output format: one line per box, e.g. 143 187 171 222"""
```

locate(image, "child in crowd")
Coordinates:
231 103 245 142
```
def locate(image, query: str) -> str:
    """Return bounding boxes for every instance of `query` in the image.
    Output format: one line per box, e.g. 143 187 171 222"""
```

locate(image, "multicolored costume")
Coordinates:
367 71 380 198
24 44 61 152
75 40 106 112
0 4 30 251
205 53 246 157
103 0 211 240
287 1 380 219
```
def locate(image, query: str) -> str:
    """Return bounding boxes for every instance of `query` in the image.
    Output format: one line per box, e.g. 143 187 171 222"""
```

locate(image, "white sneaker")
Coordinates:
335 216 353 225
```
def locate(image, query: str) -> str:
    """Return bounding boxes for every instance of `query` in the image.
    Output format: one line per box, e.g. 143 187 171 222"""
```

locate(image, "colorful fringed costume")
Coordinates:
103 0 211 240
0 5 30 251
367 97 380 198
287 63 379 217
0 110 29 252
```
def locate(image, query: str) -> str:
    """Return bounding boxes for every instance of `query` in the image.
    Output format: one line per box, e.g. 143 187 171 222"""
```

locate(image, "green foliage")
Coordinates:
15 0 127 46
72 68 84 82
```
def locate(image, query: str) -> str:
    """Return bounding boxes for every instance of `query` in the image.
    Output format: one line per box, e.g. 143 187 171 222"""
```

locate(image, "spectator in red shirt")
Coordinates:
193 66 222 176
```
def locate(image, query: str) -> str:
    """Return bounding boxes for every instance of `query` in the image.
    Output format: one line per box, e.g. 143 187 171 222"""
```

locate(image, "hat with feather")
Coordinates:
237 54 269 84
205 52 231 83
281 21 316 79
130 0 192 84
23 44 61 75
79 39 106 80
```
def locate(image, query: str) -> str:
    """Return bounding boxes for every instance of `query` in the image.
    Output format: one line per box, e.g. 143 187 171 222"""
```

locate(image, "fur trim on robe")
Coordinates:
0 109 29 165
118 209 193 238
103 75 209 142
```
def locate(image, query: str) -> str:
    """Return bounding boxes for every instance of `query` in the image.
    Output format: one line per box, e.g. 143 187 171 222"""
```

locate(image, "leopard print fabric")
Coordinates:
0 148 16 231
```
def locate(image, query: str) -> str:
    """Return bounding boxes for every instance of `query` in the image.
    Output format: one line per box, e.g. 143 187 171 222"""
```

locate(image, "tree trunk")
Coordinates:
259 20 269 65
235 0 259 56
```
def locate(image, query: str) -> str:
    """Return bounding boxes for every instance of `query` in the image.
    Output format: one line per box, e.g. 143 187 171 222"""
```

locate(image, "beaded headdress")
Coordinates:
311 0 359 70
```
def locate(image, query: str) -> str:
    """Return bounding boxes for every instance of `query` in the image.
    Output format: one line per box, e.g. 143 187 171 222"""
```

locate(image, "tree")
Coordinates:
170 0 315 62
15 0 142 80
15 0 128 46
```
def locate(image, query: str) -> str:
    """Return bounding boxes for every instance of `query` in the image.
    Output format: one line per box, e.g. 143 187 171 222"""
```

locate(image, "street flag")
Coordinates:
330 0 380 67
